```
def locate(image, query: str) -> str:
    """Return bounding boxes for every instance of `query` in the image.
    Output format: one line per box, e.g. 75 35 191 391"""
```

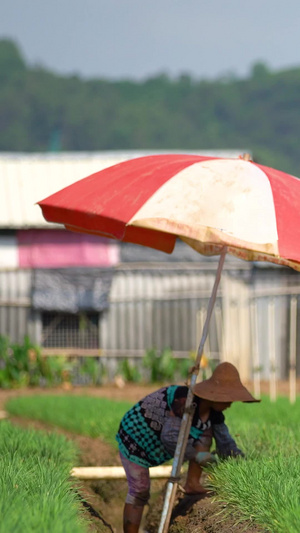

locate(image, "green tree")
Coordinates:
1 39 300 176
0 39 26 83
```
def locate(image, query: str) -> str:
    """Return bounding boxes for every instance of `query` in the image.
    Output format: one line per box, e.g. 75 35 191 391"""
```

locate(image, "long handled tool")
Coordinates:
158 247 227 533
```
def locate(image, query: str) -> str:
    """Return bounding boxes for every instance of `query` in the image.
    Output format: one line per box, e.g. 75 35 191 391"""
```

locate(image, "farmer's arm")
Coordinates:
212 422 244 458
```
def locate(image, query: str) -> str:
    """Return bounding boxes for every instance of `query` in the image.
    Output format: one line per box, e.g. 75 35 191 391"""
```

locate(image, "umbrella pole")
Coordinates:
158 247 227 533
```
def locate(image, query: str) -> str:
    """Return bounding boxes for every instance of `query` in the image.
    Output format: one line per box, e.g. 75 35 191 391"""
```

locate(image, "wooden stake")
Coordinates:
289 297 297 404
268 299 277 402
250 300 261 399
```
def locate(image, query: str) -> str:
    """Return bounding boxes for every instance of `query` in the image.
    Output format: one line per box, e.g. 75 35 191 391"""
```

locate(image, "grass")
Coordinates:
5 394 300 532
0 420 87 533
6 394 133 446
207 396 300 532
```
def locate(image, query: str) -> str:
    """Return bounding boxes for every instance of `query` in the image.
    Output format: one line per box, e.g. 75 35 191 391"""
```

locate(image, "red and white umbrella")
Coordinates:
38 153 300 532
39 153 300 271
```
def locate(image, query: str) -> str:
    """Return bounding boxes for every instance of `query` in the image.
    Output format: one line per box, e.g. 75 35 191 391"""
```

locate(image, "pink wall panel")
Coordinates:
18 230 119 268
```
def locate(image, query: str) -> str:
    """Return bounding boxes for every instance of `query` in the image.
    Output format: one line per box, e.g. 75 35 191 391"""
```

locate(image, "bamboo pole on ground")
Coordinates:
71 465 174 480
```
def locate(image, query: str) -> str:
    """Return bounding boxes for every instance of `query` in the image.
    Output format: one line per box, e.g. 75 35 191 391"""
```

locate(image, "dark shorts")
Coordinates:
119 452 151 506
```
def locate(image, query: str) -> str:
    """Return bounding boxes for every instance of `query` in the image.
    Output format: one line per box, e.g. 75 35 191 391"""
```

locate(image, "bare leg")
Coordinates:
184 459 208 494
123 503 144 533
120 453 150 532
184 441 211 494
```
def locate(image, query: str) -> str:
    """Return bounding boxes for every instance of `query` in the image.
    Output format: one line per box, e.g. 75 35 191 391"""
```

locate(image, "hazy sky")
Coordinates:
1 0 300 81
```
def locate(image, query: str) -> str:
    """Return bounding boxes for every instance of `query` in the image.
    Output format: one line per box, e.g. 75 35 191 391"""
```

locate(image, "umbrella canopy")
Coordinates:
38 154 300 271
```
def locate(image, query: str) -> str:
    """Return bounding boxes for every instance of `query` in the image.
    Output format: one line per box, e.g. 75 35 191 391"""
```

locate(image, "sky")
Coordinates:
1 0 300 81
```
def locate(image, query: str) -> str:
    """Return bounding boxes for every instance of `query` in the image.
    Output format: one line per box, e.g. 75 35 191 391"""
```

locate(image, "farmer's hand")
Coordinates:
231 448 245 458
195 451 218 466
217 447 245 459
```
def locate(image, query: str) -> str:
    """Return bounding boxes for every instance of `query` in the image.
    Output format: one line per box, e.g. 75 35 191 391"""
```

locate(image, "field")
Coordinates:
1 383 300 532
0 421 87 533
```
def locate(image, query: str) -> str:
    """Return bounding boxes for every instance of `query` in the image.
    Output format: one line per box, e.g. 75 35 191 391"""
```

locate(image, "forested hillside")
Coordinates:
1 39 300 175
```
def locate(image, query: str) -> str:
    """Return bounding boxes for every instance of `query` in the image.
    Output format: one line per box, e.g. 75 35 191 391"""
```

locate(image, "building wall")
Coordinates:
102 266 219 355
0 262 299 381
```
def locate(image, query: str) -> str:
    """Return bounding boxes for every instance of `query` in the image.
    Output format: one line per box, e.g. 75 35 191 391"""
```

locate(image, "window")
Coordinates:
41 312 99 349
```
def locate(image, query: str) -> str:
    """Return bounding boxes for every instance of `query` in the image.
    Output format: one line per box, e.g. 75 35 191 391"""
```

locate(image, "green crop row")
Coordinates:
208 397 300 532
6 395 132 445
6 394 300 532
0 421 87 533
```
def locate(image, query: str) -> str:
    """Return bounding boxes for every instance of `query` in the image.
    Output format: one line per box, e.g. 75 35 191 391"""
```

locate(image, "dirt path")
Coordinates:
0 384 274 532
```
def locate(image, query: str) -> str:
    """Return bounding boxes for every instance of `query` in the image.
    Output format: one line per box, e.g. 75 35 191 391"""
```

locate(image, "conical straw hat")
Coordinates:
193 362 260 403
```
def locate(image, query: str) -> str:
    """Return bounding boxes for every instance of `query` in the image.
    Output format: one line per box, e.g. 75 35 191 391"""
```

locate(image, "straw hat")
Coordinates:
193 362 260 403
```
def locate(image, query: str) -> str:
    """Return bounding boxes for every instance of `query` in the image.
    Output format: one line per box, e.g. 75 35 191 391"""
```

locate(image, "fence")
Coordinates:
0 265 299 398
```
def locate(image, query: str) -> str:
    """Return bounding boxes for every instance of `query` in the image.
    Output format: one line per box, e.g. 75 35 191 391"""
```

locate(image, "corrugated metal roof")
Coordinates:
0 150 249 228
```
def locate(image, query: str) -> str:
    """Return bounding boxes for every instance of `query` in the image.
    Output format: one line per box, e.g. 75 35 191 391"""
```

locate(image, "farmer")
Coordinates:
116 361 259 533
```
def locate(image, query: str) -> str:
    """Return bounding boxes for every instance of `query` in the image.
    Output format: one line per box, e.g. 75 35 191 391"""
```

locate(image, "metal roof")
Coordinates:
0 150 249 228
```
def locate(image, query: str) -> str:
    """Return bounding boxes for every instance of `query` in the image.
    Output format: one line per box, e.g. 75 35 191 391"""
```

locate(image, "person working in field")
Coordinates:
116 361 260 533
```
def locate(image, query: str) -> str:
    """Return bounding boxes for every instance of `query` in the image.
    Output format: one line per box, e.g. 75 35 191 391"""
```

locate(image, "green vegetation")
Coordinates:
117 357 142 383
6 394 300 531
0 420 86 533
143 348 192 383
0 335 106 388
1 39 300 175
116 348 202 384
0 334 53 388
0 334 194 388
6 395 132 445
208 397 300 532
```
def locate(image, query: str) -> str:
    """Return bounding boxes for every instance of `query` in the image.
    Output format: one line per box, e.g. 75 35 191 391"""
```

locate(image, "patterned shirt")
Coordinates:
116 385 224 467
